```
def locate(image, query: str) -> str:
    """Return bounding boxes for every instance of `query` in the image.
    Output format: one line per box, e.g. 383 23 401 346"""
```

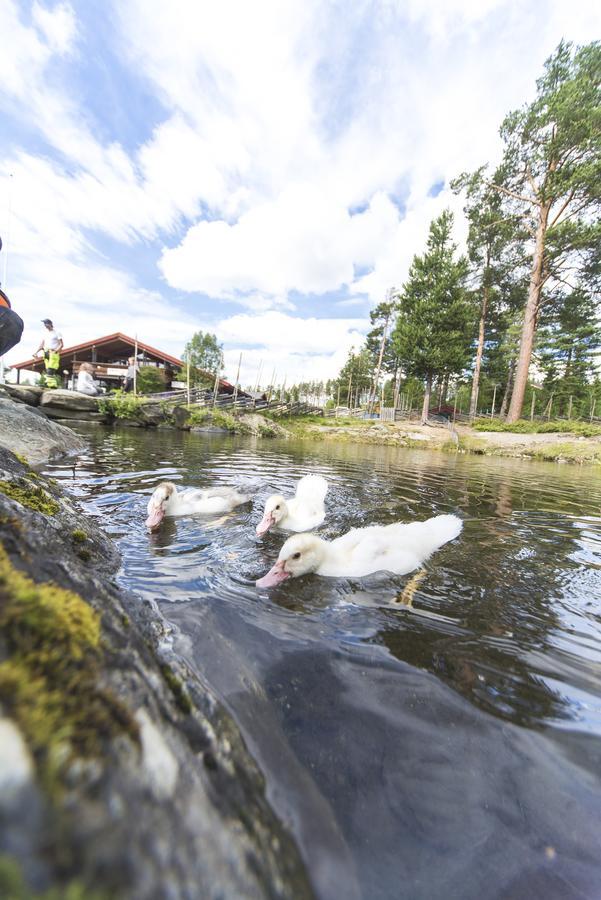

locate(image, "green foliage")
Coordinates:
99 391 143 420
70 529 87 544
136 366 167 395
186 407 251 434
0 544 138 792
184 331 223 382
0 480 59 516
472 418 601 436
391 210 473 382
333 347 372 406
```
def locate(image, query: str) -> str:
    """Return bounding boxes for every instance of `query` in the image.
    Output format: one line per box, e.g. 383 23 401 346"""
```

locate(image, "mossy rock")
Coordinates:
0 543 138 791
0 479 59 516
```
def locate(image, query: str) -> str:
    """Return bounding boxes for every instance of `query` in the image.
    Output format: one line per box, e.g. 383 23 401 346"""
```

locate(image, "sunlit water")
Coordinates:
46 426 601 900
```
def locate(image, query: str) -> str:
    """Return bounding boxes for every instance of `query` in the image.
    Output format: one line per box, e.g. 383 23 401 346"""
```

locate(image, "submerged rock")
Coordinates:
0 445 313 899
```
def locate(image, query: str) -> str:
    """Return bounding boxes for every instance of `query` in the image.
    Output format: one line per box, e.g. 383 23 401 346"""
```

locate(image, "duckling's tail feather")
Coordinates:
424 514 463 553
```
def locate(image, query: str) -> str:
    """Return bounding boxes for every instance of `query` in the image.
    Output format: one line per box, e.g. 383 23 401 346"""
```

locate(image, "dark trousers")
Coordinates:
0 307 24 356
125 377 134 393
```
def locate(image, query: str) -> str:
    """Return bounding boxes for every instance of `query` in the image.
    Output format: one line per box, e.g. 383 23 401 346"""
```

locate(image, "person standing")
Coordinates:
33 319 64 389
124 356 139 393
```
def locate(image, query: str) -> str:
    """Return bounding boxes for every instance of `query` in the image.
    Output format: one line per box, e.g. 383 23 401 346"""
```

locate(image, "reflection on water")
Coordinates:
46 427 601 900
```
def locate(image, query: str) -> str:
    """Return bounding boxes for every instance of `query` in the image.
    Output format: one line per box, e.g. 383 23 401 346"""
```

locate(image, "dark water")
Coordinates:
46 427 601 900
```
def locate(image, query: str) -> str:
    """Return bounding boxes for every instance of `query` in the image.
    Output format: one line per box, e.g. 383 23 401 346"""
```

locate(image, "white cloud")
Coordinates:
3 0 600 385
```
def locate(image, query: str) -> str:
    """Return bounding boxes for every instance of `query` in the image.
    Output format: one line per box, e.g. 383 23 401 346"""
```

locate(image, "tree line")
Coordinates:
305 41 601 423
184 42 599 422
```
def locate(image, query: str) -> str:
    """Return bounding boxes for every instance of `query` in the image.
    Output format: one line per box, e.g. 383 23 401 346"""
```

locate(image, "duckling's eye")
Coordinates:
292 552 301 560
275 505 280 510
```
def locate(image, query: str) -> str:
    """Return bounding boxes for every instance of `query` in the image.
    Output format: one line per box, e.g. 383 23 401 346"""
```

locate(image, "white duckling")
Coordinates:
146 481 250 531
256 474 328 536
256 514 462 587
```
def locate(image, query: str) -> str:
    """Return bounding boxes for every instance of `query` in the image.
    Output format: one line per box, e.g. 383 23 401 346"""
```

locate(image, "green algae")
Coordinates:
0 854 108 900
0 543 138 791
160 663 192 715
0 480 59 516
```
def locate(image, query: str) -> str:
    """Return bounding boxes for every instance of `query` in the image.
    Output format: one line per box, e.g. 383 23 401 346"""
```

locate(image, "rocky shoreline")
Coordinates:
2 384 289 439
0 395 313 899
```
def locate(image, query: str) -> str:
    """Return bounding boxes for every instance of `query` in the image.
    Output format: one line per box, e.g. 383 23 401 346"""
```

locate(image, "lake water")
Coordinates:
46 426 601 900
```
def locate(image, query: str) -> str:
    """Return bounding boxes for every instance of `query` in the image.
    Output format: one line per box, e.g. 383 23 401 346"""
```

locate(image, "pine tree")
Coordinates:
482 41 601 422
391 210 473 424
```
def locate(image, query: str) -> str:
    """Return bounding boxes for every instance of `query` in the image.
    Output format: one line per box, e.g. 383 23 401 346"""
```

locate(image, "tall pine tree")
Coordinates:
391 210 473 424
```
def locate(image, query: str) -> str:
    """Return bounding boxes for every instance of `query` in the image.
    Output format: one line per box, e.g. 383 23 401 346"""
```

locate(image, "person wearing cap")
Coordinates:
33 319 64 389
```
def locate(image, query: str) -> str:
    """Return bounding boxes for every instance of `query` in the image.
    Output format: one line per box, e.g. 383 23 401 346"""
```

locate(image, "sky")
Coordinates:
1 0 599 386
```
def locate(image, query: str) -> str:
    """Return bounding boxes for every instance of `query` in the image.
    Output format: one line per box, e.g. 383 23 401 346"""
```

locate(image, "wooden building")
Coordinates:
11 332 236 393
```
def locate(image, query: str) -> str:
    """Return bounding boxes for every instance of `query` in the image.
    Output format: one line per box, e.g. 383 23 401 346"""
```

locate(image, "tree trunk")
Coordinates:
506 202 550 422
499 357 516 419
469 281 489 419
440 372 450 406
421 374 432 425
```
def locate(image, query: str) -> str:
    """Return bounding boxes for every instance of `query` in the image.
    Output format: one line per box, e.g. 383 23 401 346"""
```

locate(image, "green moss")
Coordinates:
70 529 87 544
0 544 138 791
160 663 192 715
0 480 59 516
0 854 108 900
76 548 91 562
121 614 130 629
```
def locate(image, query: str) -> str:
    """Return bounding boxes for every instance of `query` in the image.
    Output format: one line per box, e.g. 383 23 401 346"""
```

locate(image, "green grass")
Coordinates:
473 418 601 436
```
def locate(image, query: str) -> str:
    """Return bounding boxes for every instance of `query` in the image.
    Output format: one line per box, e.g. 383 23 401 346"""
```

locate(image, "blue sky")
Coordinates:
1 0 598 385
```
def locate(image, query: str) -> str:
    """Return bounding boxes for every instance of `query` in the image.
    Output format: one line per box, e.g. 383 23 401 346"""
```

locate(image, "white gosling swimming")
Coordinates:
146 481 250 531
256 514 462 587
256 474 328 535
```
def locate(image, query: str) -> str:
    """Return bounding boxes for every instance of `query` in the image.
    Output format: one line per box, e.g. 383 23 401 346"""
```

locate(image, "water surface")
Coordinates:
47 427 601 900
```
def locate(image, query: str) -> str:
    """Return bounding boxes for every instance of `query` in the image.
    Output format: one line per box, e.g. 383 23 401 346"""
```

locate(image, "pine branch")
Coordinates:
484 180 539 207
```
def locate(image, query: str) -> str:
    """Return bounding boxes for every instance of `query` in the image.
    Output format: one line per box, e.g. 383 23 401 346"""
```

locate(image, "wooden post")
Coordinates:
590 398 596 422
567 395 573 420
233 352 242 408
530 391 536 421
490 383 499 419
453 393 457 422
254 360 263 393
336 384 340 417
212 367 220 408
547 393 553 421
186 351 191 405
133 336 138 396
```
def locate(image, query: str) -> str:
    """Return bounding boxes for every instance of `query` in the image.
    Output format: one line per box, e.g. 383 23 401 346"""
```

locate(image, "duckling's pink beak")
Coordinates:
256 559 289 588
256 512 276 536
146 503 165 532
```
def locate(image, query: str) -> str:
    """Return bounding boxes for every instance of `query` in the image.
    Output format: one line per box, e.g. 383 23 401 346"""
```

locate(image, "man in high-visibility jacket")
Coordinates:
0 287 24 357
33 319 64 389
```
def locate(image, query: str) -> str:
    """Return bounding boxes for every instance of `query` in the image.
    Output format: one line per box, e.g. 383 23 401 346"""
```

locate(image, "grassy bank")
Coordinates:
275 415 601 466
